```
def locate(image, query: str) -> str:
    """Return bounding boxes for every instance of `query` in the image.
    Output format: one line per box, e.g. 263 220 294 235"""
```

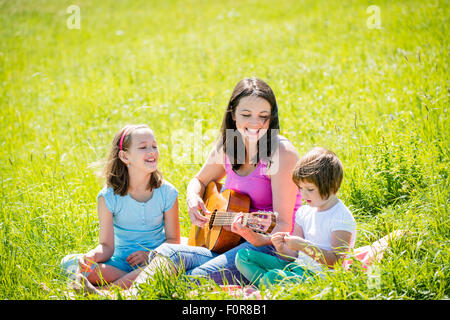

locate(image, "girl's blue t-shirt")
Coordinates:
97 180 178 253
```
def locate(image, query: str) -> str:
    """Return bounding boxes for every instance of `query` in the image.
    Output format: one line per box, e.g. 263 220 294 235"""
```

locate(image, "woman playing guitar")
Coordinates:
78 78 303 293
152 77 303 285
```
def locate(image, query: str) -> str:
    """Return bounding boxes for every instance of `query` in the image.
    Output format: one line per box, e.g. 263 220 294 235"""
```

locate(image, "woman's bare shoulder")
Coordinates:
266 135 299 176
276 135 300 161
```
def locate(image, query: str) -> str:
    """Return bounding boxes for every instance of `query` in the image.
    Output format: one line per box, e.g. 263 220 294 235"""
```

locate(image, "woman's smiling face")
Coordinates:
233 95 271 142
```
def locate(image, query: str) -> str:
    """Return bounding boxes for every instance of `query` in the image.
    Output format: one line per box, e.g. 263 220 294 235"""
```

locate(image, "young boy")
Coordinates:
235 147 357 287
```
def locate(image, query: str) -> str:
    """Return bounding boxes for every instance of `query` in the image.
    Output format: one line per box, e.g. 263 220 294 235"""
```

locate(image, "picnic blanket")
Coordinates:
218 229 406 299
342 229 406 270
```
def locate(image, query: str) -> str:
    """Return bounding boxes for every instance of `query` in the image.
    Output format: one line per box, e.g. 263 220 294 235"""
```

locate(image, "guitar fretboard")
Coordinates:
209 211 238 227
207 210 275 235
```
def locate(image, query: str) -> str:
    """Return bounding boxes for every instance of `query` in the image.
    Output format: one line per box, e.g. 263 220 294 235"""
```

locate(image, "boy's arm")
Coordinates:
271 232 297 261
285 230 353 268
270 223 305 261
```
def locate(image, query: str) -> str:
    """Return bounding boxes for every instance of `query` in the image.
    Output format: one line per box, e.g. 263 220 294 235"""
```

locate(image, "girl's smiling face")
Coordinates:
233 96 271 142
124 128 159 173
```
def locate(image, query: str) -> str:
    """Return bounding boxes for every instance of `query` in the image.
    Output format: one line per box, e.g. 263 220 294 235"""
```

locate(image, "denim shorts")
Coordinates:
102 247 153 273
60 247 152 280
154 241 276 285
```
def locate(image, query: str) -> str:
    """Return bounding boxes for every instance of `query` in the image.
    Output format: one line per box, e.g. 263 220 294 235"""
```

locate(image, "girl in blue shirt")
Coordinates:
65 124 180 290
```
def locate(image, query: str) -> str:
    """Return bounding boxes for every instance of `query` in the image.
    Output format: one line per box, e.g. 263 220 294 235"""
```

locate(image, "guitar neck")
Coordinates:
205 209 276 235
209 211 239 226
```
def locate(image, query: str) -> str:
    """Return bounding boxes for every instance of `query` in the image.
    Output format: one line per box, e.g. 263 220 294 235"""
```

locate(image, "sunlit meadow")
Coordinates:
0 0 448 300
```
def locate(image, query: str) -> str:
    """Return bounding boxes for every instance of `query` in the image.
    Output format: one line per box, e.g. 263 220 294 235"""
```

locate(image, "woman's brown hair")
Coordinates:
103 124 163 196
218 77 280 172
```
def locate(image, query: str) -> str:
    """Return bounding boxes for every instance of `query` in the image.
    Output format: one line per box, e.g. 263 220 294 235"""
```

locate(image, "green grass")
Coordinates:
0 0 448 300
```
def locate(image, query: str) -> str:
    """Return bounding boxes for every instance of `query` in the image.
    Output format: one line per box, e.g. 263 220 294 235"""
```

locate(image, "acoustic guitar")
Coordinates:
188 181 277 253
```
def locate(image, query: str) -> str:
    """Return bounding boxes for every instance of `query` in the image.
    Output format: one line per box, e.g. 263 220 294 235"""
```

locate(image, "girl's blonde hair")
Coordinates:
103 124 163 196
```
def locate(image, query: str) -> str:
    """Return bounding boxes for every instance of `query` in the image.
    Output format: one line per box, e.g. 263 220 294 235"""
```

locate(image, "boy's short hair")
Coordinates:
292 147 343 199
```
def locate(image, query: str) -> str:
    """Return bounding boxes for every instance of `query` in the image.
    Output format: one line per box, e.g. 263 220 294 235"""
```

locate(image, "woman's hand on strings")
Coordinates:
187 193 210 227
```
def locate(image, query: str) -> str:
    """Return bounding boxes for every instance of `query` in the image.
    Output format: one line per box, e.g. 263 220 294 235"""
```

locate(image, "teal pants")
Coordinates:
235 248 314 288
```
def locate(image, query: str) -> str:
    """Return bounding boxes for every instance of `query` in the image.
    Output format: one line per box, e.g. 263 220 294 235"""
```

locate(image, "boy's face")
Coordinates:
298 180 335 210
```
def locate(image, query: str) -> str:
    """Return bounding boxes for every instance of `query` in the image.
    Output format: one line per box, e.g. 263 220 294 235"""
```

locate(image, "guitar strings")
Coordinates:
211 217 266 226
207 211 274 227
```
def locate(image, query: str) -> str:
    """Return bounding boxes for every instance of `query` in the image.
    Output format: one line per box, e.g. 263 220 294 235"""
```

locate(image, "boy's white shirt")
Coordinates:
294 199 357 275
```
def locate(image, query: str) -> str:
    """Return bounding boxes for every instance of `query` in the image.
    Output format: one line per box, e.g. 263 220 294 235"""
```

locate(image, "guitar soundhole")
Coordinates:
209 210 217 229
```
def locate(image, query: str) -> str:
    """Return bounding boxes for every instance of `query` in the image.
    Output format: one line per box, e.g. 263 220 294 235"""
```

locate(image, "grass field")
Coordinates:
0 0 448 300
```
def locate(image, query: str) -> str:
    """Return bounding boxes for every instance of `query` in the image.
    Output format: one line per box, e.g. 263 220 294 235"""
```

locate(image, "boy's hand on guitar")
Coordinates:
187 194 210 227
284 234 305 251
271 232 289 253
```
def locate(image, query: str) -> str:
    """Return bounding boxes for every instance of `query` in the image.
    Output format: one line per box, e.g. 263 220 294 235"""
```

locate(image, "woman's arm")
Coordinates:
232 140 300 246
163 198 181 244
81 196 115 268
186 146 226 226
269 140 300 234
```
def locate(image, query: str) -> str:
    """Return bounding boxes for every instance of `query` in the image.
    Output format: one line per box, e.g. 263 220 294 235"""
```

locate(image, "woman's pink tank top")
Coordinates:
224 155 302 233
